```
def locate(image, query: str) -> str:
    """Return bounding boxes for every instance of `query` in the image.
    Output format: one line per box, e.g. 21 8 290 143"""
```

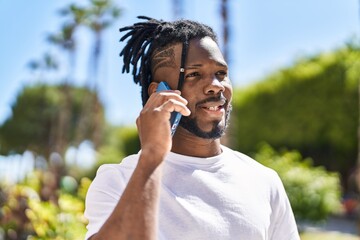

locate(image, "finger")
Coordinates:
135 117 142 138
149 91 188 107
158 92 188 105
157 99 191 116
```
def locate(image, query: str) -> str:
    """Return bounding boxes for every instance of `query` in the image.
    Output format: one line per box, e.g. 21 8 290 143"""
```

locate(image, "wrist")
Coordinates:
139 147 168 166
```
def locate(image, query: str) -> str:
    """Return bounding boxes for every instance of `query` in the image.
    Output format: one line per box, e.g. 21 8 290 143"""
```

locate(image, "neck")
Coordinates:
171 127 223 158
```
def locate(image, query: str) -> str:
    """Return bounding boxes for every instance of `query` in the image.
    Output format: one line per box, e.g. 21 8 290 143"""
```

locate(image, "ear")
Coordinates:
148 82 159 96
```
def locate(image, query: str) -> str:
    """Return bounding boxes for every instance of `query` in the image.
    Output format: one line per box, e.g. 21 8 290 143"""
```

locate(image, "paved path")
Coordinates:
299 216 359 236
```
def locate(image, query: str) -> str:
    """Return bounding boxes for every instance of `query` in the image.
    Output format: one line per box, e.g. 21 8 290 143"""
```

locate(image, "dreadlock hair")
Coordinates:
119 16 218 106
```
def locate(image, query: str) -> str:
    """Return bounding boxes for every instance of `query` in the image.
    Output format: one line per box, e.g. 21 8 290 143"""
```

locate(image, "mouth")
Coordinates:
202 105 224 111
197 98 227 115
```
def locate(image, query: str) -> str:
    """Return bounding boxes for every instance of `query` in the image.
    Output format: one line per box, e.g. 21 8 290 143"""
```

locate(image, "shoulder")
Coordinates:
222 146 286 194
223 146 278 176
84 154 139 240
96 153 139 177
222 148 298 236
96 153 139 175
87 153 139 196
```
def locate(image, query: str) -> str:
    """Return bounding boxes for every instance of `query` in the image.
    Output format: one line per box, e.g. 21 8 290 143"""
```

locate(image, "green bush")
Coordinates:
229 43 360 183
0 171 91 240
253 143 342 222
0 84 105 157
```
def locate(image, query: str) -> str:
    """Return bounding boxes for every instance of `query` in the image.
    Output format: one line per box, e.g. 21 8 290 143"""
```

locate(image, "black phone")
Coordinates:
156 82 182 136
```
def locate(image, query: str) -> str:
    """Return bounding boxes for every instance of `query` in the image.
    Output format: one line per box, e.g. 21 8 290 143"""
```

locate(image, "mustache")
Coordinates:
195 93 228 107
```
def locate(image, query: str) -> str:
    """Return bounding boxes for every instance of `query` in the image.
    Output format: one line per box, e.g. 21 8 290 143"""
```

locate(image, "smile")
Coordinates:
198 98 226 111
200 104 226 117
203 105 223 111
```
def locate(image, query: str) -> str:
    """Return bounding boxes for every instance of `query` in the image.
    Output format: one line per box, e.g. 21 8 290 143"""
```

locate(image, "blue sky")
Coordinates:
0 0 358 126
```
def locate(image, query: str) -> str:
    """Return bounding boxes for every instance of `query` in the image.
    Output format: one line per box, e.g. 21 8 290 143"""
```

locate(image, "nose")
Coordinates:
204 77 225 95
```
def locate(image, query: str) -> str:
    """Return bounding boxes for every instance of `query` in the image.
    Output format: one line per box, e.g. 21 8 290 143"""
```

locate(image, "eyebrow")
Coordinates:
186 62 228 69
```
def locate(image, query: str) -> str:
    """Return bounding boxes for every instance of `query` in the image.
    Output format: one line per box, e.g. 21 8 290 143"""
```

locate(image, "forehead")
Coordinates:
151 37 225 69
150 37 226 83
186 37 226 65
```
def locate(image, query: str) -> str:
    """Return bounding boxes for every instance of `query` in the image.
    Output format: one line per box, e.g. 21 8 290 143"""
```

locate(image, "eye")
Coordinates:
216 70 227 79
186 72 200 78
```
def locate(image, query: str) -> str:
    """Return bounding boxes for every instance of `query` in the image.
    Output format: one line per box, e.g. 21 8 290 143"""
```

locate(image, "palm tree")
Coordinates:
28 52 59 80
46 4 88 155
49 4 87 84
356 0 360 192
74 0 120 148
221 0 229 63
219 0 230 146
84 0 120 91
357 0 360 168
172 0 183 19
355 0 360 226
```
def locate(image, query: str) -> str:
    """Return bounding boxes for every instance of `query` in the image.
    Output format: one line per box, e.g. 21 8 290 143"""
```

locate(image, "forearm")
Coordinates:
91 150 164 240
88 88 190 239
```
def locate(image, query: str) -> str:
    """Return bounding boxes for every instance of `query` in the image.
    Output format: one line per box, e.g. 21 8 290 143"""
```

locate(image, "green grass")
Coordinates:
300 231 359 240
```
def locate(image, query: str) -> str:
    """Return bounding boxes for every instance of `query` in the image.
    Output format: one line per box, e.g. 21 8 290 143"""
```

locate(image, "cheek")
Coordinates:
185 98 197 114
153 68 181 90
224 83 233 100
180 93 197 114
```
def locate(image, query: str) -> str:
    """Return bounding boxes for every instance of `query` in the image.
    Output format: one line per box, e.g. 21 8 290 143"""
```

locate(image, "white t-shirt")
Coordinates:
84 146 300 240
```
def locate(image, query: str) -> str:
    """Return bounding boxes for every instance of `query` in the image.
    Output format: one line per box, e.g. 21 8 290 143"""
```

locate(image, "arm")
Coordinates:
90 149 164 240
269 173 300 240
89 90 190 240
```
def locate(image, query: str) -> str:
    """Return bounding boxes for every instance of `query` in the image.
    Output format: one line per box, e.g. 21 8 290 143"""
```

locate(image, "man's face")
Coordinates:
152 37 233 139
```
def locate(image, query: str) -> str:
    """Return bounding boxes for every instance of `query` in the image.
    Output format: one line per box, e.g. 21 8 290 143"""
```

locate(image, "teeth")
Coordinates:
208 106 218 111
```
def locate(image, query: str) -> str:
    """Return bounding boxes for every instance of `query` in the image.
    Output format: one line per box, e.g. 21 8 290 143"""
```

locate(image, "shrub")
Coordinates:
253 143 342 222
0 171 91 239
229 44 360 185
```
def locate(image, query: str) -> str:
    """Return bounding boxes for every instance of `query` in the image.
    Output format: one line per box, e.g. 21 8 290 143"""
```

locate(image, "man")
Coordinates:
84 16 300 240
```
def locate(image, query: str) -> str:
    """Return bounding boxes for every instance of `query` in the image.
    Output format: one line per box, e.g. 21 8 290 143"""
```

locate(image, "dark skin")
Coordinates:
150 36 233 157
90 36 233 240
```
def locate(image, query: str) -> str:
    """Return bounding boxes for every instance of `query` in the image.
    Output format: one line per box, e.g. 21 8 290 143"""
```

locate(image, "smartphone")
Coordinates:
156 82 182 136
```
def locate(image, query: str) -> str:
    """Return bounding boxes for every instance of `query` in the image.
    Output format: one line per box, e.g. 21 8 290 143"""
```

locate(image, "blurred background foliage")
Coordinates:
0 0 359 239
0 84 104 157
229 42 360 193
254 144 342 222
0 171 91 239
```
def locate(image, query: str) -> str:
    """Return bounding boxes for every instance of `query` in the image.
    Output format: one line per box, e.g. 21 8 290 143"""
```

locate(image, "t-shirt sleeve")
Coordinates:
84 165 128 240
268 172 300 240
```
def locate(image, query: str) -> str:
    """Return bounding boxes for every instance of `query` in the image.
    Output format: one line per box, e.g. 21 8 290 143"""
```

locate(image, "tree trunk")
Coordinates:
221 0 229 62
172 0 183 19
220 0 230 146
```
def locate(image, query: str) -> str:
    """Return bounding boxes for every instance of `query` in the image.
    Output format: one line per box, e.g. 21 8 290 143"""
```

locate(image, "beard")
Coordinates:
179 104 232 139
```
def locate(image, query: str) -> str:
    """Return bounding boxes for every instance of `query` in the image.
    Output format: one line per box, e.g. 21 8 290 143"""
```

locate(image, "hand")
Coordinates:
136 90 190 163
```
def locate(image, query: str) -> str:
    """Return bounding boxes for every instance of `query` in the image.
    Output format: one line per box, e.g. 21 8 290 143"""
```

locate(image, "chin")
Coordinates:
180 104 232 139
180 117 227 139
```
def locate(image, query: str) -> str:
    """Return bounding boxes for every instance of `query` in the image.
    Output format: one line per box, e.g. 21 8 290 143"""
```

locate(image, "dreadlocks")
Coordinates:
119 16 218 106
